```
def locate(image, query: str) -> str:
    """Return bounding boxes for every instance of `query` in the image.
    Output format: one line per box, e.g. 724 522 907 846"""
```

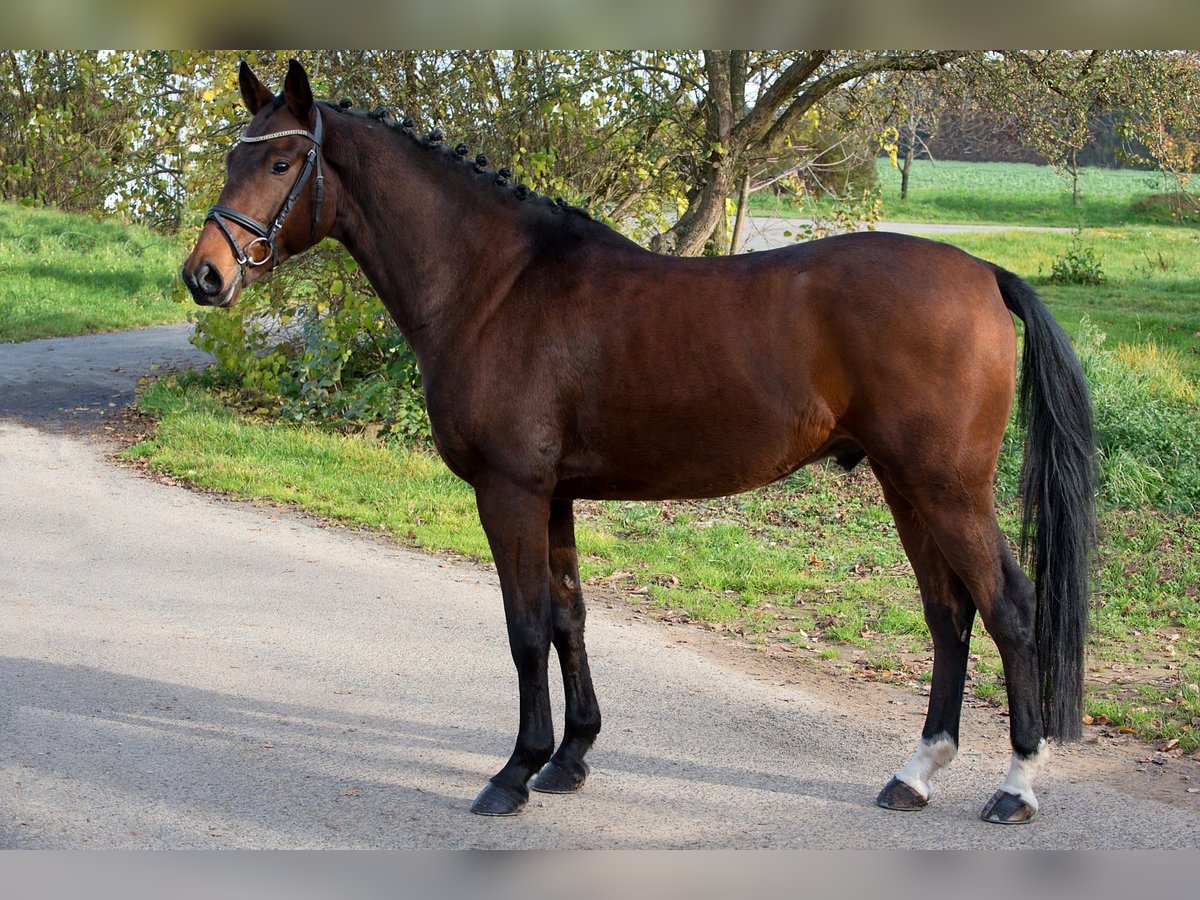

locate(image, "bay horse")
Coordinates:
182 61 1095 825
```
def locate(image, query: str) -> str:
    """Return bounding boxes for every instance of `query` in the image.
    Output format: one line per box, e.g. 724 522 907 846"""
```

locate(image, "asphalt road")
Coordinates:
0 324 212 428
1 314 1198 849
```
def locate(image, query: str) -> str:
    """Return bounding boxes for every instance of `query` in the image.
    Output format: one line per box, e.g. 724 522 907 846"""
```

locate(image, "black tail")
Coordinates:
991 265 1096 741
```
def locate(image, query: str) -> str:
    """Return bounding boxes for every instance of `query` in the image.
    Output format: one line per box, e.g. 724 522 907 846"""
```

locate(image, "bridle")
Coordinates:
206 105 325 283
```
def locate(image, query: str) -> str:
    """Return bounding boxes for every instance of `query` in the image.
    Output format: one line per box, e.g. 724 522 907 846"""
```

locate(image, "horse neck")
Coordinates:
324 111 533 355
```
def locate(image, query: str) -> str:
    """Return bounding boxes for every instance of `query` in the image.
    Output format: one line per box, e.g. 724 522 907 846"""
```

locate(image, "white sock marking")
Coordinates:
894 733 957 800
998 739 1049 811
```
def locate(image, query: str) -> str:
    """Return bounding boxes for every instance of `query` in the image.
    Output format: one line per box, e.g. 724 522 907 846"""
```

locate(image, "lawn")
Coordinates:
0 202 188 343
751 159 1191 228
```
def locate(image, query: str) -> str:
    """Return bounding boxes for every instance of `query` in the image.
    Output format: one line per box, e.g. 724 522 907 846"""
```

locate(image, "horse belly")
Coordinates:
556 395 836 501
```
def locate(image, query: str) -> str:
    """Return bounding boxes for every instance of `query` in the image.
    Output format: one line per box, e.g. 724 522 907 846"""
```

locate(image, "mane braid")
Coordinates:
322 100 594 223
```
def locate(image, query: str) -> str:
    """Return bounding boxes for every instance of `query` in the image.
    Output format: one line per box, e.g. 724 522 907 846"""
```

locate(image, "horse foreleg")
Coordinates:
531 498 602 794
470 479 556 816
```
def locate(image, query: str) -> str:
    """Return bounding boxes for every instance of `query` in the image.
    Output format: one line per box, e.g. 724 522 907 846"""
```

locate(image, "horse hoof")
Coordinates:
980 789 1037 825
875 777 928 811
470 782 528 817
531 760 589 794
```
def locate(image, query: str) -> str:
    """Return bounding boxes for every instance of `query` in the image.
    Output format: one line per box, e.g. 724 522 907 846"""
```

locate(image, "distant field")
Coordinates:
0 203 187 343
752 159 1187 227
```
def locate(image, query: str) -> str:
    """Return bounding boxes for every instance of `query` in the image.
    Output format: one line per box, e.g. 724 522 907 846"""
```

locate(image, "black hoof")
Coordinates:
875 776 928 811
531 760 589 794
980 789 1037 825
470 781 528 817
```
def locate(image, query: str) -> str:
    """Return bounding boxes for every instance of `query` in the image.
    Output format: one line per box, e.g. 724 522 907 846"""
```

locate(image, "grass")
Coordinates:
0 202 188 343
750 158 1191 228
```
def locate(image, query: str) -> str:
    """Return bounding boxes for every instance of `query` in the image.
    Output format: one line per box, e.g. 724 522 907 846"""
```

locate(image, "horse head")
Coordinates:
182 59 336 308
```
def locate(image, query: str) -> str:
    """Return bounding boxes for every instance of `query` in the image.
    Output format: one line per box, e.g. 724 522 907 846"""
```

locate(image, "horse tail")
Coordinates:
990 264 1096 742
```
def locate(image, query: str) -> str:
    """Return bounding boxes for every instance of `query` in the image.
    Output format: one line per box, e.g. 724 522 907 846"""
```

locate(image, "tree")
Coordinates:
646 50 965 256
1114 50 1200 214
887 71 948 201
986 51 1143 206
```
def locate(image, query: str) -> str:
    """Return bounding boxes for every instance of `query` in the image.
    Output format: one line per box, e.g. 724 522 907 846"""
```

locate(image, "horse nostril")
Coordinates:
196 262 224 297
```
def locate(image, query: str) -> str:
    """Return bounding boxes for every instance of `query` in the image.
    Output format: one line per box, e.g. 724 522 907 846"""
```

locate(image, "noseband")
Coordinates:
207 106 325 283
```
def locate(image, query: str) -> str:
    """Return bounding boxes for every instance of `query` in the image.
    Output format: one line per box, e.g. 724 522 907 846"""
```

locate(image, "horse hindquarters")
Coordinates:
865 262 1093 824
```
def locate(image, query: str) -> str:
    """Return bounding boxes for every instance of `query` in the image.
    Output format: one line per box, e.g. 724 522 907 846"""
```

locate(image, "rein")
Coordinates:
207 106 325 283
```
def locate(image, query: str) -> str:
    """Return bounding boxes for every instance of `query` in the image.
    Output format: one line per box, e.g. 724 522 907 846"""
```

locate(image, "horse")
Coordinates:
182 60 1095 824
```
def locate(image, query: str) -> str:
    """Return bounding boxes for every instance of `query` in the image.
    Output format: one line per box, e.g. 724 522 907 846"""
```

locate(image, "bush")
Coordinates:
190 242 432 445
1048 228 1106 285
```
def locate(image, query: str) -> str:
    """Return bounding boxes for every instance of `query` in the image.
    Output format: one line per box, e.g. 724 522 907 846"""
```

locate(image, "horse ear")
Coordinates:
238 60 274 115
283 58 314 121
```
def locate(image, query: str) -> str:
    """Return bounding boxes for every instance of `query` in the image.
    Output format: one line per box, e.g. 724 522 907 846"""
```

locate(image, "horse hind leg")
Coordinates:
873 469 976 811
883 468 1048 824
530 498 602 794
977 551 1048 824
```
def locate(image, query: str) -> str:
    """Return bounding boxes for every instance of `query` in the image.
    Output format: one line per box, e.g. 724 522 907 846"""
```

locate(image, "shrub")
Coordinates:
1048 228 1106 285
190 242 432 445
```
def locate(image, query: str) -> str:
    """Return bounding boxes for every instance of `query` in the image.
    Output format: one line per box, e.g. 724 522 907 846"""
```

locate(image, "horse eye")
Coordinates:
272 160 290 174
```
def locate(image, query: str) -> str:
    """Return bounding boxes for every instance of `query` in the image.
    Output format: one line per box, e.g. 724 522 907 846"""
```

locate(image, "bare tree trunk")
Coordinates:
712 196 728 254
1070 147 1080 205
650 50 737 256
900 113 915 200
729 174 751 253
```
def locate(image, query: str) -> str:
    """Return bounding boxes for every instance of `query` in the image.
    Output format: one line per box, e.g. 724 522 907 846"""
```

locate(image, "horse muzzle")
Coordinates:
181 260 239 308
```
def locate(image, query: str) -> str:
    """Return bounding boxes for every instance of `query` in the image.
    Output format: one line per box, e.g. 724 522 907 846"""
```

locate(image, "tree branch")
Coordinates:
760 51 966 151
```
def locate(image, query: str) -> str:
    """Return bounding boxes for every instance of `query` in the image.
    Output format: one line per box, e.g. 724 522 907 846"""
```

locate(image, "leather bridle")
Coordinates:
207 105 325 283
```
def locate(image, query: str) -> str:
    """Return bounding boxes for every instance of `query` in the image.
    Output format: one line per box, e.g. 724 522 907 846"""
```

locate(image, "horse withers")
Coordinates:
182 60 1095 825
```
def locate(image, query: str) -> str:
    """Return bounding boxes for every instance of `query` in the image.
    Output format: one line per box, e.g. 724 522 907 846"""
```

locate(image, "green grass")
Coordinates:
129 379 493 560
0 202 188 342
751 159 1190 228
